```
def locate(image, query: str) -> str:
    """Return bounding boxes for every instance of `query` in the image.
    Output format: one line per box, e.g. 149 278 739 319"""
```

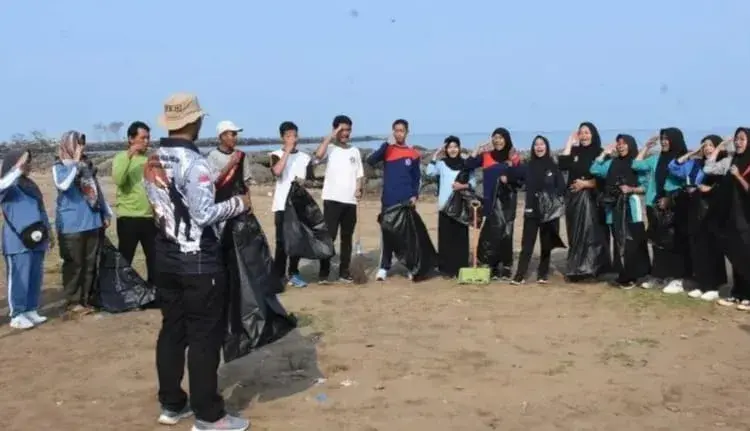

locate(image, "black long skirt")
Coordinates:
611 222 651 284
687 230 727 292
438 212 470 277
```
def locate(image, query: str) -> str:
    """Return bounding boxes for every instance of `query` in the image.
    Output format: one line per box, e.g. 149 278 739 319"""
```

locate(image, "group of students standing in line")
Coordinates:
419 122 750 311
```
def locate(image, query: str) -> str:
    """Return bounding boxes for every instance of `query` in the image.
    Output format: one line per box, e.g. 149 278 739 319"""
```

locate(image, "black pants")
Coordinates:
319 200 357 278
514 217 559 281
438 212 469 277
116 216 157 282
611 222 651 284
273 211 300 277
155 271 226 423
59 228 101 307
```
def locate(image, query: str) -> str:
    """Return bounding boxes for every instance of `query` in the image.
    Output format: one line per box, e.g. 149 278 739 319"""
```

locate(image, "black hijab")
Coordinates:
0 149 45 209
731 127 750 175
489 127 513 163
654 127 688 198
575 121 602 158
606 134 639 187
525 135 558 195
442 135 465 171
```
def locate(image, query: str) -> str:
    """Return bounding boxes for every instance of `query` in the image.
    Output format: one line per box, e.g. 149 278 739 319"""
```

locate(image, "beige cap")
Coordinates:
158 93 206 131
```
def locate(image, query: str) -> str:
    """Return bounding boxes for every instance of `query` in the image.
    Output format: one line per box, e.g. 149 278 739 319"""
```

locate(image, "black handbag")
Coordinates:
2 211 49 249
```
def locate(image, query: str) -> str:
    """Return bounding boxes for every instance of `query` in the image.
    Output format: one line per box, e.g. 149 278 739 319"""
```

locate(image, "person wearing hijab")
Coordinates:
52 131 112 315
426 135 477 277
632 127 689 293
557 121 612 281
0 150 52 329
590 134 651 288
703 127 750 310
510 135 566 284
666 135 728 301
464 127 522 280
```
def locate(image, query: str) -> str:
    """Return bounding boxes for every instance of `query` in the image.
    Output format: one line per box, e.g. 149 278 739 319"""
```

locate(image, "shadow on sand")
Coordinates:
218 329 324 413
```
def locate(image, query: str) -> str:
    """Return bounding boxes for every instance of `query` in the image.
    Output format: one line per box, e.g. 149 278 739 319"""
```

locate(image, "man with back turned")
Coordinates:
143 93 251 431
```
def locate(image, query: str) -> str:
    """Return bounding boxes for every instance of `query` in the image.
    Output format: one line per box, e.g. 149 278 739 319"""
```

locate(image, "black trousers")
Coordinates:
273 211 300 277
116 216 157 282
155 271 226 423
514 217 559 280
438 212 469 277
59 228 101 306
319 200 357 278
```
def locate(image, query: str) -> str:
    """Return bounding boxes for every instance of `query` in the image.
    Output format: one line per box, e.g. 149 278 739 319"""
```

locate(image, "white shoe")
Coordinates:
9 314 34 330
640 280 658 289
24 310 48 324
662 279 684 294
700 291 720 301
687 289 703 298
375 269 387 281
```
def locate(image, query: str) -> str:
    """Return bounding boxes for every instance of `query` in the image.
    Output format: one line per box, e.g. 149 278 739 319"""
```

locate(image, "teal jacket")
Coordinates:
630 154 686 207
589 158 648 224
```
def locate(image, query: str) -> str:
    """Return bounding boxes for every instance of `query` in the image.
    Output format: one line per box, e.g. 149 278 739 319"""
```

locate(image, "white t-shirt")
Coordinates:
321 145 364 205
270 150 311 212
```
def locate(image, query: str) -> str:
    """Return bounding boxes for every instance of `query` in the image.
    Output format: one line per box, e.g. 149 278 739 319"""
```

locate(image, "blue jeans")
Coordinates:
5 251 45 317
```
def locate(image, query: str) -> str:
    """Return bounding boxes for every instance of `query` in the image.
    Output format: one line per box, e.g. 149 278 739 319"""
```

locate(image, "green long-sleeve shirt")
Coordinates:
111 150 153 217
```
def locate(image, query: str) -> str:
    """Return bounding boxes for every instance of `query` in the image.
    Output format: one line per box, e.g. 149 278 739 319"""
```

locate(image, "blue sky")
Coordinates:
1 0 748 141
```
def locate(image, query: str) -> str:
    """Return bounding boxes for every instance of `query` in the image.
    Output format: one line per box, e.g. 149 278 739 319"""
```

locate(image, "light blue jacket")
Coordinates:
0 167 50 255
424 160 477 210
631 154 685 206
52 160 112 234
667 158 705 186
589 158 647 224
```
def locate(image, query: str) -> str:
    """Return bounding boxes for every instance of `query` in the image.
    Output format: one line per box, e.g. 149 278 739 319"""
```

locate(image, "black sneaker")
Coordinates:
318 274 331 285
609 279 634 290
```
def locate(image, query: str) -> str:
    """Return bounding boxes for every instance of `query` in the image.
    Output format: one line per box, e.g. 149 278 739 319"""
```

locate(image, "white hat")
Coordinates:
216 120 243 136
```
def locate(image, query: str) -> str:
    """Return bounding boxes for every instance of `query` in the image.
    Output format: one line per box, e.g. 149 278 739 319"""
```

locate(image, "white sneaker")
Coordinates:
24 310 48 324
662 279 684 294
640 280 658 289
687 289 703 298
375 269 387 281
700 291 720 301
9 314 34 330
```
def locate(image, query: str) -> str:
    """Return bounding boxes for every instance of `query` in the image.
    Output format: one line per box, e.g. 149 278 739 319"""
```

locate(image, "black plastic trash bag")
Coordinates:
537 191 565 223
92 237 155 313
378 203 437 281
646 204 675 251
477 183 514 265
442 189 483 227
283 182 335 260
611 193 633 268
223 213 297 363
564 190 609 277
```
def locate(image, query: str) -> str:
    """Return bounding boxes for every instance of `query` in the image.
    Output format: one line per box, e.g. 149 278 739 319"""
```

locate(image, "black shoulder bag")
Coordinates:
2 211 49 249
